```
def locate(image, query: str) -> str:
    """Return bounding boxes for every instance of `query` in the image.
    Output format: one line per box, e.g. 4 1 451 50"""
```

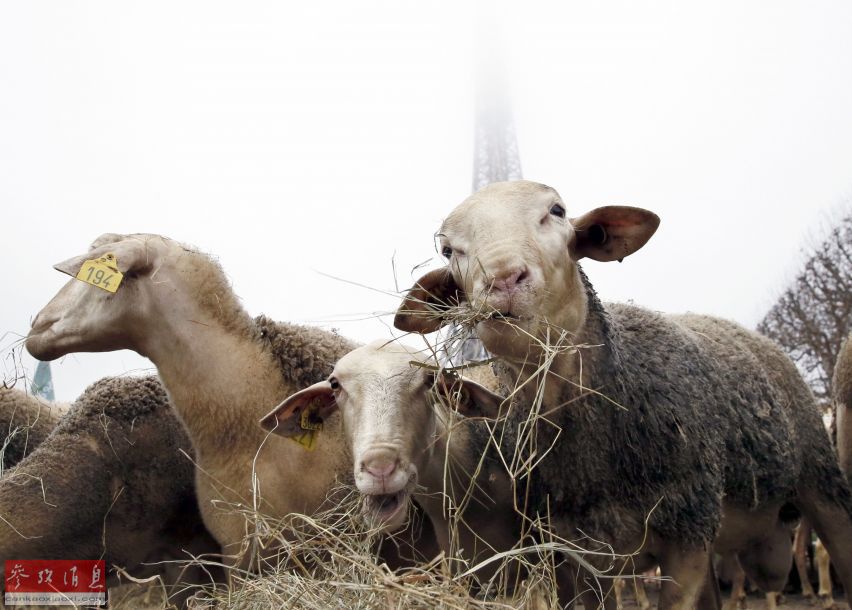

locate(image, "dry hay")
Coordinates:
169 488 573 610
0 280 638 610
112 288 633 609
167 304 633 609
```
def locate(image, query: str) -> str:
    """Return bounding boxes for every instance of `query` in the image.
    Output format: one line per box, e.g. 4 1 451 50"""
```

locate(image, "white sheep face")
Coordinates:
262 342 435 531
397 180 660 359
260 341 504 532
335 345 434 530
439 181 580 357
27 233 171 361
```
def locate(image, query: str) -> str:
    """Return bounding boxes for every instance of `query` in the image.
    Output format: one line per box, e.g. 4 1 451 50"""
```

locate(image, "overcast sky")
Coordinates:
2 2 852 401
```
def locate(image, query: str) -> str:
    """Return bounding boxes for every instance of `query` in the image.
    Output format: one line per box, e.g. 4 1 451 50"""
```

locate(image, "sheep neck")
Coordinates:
418 410 457 500
499 265 612 408
138 294 287 458
419 407 516 538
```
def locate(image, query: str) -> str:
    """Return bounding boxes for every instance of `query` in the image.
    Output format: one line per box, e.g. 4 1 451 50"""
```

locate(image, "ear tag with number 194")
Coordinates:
75 253 123 293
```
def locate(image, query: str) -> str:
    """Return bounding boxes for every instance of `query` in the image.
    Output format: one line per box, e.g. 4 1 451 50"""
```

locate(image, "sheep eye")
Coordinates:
549 203 566 218
441 246 453 259
329 377 340 390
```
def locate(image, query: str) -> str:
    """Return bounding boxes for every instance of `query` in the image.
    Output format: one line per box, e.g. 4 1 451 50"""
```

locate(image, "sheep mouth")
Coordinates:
25 327 62 361
364 490 409 523
481 310 528 326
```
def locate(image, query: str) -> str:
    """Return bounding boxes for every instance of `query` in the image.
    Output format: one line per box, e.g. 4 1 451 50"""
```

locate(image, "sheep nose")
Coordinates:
491 267 528 294
31 311 46 329
361 448 399 480
30 312 57 334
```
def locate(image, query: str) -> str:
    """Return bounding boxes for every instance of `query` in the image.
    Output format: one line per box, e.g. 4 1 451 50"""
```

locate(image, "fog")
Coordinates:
2 2 851 400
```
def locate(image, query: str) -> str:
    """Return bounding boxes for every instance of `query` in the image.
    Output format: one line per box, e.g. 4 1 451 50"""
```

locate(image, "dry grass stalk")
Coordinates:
0 276 647 609
157 282 644 609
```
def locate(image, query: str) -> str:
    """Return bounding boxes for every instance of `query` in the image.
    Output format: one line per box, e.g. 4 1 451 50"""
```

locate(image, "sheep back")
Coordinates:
1 387 64 469
504 280 840 548
0 376 207 574
254 315 359 388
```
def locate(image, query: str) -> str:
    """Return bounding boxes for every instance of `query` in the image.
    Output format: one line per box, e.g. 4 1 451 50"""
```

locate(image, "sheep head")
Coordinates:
395 180 659 358
27 233 175 360
260 341 503 531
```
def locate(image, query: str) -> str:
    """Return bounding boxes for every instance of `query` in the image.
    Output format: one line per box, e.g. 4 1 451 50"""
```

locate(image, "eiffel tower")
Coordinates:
31 360 55 401
472 53 522 192
441 42 521 366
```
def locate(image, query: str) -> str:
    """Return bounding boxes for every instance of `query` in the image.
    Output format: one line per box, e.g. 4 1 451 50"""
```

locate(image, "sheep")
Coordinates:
260 340 616 608
836 332 852 479
722 549 794 610
790 335 852 609
613 576 651 610
259 343 519 588
0 385 67 470
0 375 221 605
25 233 434 571
394 180 852 609
677 315 822 609
792 524 818 602
811 333 852 609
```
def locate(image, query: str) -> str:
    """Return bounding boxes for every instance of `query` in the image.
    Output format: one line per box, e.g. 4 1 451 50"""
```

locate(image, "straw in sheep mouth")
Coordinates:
488 311 521 321
364 490 408 521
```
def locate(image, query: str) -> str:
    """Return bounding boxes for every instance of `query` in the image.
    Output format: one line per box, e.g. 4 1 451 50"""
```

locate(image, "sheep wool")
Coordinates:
0 376 217 585
0 387 65 469
835 333 852 476
255 315 359 391
500 268 851 548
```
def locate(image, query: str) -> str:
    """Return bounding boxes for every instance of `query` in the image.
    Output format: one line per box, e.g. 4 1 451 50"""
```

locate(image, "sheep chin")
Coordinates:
475 316 538 358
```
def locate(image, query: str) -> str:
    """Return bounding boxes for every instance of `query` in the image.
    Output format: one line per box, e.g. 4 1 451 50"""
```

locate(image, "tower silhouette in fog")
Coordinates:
441 34 521 365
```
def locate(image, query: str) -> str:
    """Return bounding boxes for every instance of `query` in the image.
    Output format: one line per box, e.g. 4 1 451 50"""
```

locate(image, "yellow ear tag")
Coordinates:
300 403 324 431
290 430 318 451
75 253 123 293
289 401 324 451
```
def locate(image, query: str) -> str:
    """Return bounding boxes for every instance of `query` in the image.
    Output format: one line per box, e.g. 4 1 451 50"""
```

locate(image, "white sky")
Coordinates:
2 2 852 401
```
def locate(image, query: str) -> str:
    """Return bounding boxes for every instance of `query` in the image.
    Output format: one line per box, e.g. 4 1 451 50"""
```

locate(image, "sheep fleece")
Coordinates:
500 274 850 547
0 375 203 563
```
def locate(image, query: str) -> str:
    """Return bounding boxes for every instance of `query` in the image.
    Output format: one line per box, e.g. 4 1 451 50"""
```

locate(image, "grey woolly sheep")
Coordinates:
810 331 852 607
0 375 221 605
0 386 66 470
395 180 852 609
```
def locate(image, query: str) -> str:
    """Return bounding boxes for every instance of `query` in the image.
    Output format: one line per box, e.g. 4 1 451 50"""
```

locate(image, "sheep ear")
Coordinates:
394 268 462 334
259 381 337 438
53 238 155 277
569 206 660 263
430 371 505 419
54 254 97 277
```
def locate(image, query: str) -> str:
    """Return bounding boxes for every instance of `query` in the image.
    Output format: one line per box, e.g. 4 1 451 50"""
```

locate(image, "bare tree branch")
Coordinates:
757 206 852 401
